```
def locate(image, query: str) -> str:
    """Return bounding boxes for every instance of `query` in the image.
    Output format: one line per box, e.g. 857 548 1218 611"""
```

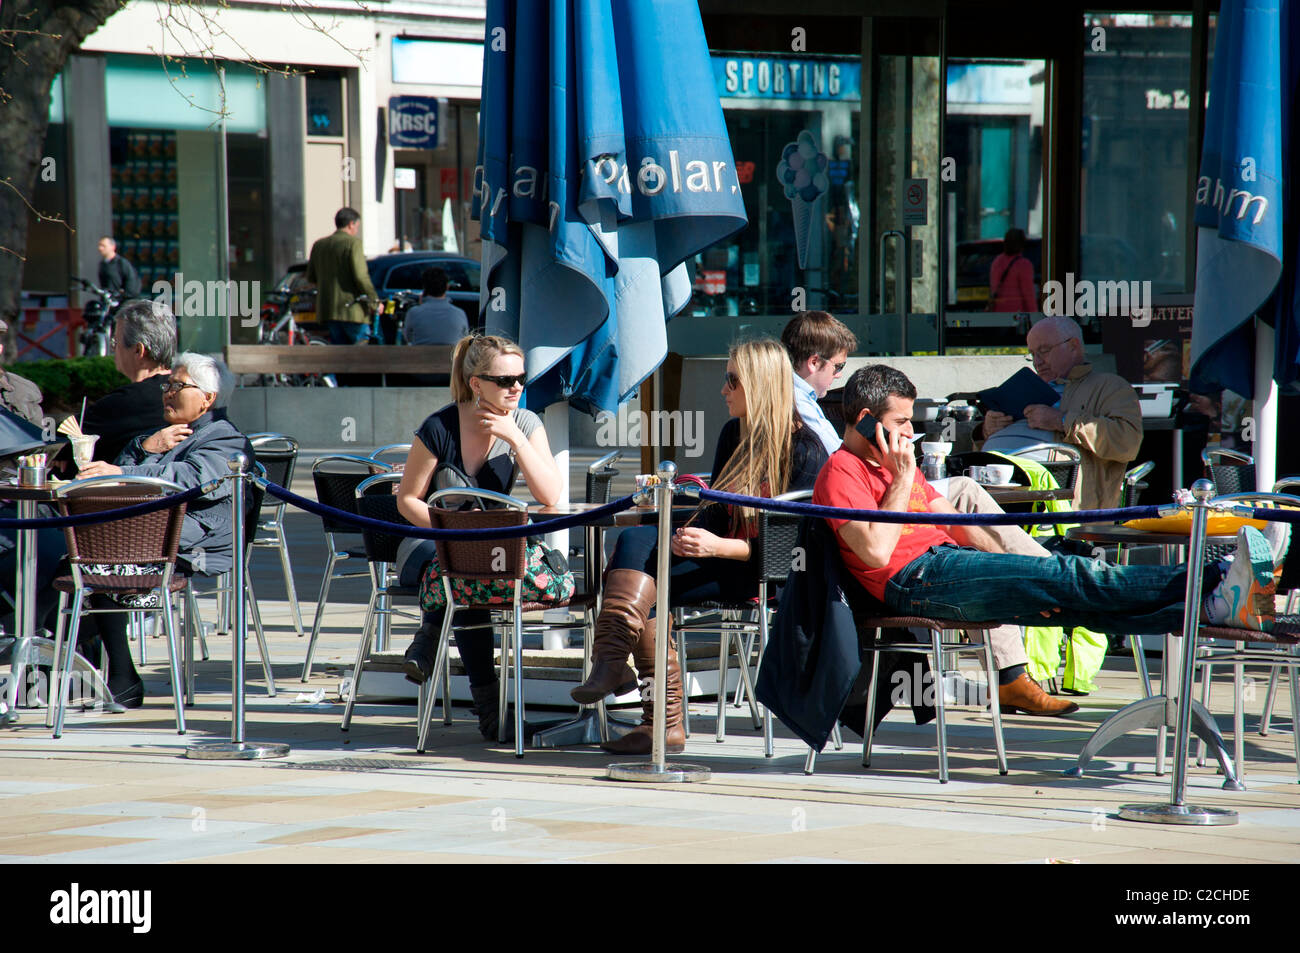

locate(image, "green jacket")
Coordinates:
305 229 378 324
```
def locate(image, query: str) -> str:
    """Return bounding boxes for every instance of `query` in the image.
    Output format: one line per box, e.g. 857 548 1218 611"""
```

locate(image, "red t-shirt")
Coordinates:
812 448 955 601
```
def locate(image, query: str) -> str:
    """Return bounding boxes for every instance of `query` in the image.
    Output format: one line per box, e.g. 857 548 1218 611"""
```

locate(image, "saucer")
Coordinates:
979 481 1023 488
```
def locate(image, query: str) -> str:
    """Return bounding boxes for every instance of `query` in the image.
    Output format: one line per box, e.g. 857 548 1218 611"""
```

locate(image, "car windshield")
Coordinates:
373 258 481 293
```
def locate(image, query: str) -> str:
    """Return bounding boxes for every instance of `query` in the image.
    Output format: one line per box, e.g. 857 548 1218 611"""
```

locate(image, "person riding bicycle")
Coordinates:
96 237 142 299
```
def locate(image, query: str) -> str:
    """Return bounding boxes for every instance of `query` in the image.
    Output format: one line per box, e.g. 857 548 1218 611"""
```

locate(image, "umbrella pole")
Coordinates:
1253 320 1278 492
608 461 708 783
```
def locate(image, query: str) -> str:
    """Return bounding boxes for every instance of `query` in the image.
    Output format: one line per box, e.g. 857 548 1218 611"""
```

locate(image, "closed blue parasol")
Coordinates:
1191 0 1299 486
473 0 747 415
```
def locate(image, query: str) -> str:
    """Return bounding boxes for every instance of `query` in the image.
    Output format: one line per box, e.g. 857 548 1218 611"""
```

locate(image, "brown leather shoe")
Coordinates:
998 672 1079 716
600 616 685 754
571 570 655 705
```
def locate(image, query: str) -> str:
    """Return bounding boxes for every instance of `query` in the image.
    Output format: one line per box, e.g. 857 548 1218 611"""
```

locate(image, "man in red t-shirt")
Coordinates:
813 365 1077 715
812 365 1289 717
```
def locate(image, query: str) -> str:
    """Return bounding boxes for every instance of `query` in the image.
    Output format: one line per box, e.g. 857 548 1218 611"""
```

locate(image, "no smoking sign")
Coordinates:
903 177 928 226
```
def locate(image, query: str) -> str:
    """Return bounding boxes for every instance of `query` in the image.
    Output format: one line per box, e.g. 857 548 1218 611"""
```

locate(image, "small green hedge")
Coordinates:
9 357 129 416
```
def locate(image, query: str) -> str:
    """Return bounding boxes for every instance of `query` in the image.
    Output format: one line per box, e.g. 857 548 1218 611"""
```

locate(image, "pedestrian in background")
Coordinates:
306 208 379 345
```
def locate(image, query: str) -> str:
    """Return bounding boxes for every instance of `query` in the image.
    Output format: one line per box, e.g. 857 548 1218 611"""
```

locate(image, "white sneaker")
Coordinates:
1204 527 1278 632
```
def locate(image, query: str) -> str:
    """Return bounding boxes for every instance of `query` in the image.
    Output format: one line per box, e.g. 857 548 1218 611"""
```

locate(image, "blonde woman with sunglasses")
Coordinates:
571 338 829 754
394 334 564 741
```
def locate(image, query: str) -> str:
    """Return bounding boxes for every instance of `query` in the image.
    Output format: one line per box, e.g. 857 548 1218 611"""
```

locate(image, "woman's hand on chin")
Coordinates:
475 401 524 446
143 424 194 455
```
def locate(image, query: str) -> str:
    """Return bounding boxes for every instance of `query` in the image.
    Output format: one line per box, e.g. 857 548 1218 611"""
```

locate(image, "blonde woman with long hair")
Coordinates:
393 334 564 741
571 338 828 753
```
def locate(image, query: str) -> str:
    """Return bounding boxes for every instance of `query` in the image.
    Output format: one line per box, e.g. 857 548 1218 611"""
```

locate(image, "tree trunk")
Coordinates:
0 0 123 334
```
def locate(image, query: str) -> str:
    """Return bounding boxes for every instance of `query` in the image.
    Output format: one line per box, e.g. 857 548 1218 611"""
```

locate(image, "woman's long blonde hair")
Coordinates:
450 334 525 403
700 338 799 534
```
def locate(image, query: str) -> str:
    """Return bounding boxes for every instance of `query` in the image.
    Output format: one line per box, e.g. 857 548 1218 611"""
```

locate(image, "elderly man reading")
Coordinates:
812 366 1289 680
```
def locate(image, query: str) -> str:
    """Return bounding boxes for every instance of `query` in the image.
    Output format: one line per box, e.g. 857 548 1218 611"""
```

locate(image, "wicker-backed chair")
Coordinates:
248 433 304 636
48 476 189 738
1203 447 1256 495
413 488 591 758
1260 477 1300 738
300 454 393 681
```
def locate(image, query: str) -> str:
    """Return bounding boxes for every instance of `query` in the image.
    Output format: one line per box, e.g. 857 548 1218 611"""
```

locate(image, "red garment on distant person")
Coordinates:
812 448 952 602
989 252 1035 311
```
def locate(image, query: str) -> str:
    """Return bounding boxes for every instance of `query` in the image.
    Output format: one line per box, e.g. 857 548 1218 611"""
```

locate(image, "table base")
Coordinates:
1063 695 1245 791
607 762 710 783
184 741 290 760
531 708 638 748
1116 803 1238 826
1 636 113 725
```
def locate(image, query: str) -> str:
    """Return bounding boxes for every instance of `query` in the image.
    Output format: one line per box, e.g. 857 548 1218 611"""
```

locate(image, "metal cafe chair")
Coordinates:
1259 477 1300 739
339 473 455 732
807 581 1008 784
415 487 590 758
47 476 188 738
178 475 276 704
247 433 305 637
1114 460 1160 698
300 454 393 681
1192 491 1300 783
1202 447 1256 495
370 443 412 469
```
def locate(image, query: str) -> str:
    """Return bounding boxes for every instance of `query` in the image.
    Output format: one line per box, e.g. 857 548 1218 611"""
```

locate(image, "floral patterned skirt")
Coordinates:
417 543 574 612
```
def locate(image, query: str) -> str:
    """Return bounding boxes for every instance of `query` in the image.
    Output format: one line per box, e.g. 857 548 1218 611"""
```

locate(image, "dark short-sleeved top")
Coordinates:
83 376 168 463
413 402 542 495
693 417 828 540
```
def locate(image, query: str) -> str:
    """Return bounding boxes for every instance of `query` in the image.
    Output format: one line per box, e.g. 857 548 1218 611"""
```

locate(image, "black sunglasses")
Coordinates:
820 356 848 373
723 371 741 390
477 373 527 388
160 379 202 395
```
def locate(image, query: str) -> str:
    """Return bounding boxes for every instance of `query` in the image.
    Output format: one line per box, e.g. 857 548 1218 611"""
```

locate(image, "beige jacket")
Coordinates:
1057 362 1144 510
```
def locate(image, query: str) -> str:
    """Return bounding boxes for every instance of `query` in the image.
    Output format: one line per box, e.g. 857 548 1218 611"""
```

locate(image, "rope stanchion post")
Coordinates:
1118 479 1237 826
609 460 710 784
185 454 289 762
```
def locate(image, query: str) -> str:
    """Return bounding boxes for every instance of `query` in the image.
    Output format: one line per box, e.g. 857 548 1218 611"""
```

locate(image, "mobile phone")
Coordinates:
854 411 894 447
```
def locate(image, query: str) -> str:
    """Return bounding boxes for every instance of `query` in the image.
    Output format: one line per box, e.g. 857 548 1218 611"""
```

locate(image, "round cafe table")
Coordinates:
1062 522 1244 789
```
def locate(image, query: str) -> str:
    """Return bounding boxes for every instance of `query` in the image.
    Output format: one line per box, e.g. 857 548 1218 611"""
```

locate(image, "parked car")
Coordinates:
366 252 480 340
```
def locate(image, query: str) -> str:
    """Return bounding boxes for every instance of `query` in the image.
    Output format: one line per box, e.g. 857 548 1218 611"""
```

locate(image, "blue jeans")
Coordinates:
328 320 371 344
883 545 1220 637
607 525 757 607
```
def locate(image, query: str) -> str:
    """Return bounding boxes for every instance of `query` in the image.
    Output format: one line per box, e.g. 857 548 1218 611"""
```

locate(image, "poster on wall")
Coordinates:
1101 293 1194 386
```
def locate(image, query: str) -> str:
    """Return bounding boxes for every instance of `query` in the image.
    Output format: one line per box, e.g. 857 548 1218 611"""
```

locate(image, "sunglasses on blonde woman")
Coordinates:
722 371 741 390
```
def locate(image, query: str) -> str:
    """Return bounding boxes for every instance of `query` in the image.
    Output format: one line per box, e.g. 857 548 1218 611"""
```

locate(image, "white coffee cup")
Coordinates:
964 466 988 482
984 464 1015 485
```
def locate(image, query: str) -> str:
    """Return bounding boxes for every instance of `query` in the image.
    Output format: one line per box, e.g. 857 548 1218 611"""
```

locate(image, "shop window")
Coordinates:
306 72 345 138
1081 13 1195 295
109 129 180 294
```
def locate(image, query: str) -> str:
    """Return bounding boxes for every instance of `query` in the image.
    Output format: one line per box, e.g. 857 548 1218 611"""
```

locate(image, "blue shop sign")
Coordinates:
388 96 441 148
712 55 861 101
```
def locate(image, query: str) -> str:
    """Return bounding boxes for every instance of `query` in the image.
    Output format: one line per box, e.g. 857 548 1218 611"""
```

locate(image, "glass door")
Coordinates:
861 16 943 356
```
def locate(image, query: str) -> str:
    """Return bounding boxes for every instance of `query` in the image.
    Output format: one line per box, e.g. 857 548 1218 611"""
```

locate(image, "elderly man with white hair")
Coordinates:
76 352 254 707
981 314 1143 510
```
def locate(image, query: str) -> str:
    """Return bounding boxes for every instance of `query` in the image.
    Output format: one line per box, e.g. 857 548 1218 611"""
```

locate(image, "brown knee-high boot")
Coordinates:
569 569 649 704
600 612 685 755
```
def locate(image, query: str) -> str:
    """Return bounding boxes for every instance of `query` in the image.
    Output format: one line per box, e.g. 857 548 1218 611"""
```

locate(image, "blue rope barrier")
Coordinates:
1251 507 1300 524
259 479 639 540
0 485 204 529
697 486 1167 526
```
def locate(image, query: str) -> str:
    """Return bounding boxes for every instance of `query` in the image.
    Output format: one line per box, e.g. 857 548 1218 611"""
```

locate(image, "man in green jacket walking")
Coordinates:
306 207 379 344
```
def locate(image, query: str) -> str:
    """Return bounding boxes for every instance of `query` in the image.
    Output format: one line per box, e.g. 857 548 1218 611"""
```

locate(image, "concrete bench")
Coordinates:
225 344 453 378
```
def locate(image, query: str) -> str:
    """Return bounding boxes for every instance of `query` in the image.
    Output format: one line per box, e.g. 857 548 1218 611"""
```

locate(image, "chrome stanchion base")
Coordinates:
184 741 290 760
532 710 637 748
607 761 710 783
1117 803 1238 826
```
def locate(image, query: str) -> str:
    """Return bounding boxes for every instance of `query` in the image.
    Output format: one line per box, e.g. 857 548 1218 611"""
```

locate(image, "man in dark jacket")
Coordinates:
82 299 175 462
97 236 142 298
305 207 379 345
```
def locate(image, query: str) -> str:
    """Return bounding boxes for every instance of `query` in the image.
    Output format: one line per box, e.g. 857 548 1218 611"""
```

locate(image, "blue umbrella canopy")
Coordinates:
1191 0 1299 397
473 0 747 415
